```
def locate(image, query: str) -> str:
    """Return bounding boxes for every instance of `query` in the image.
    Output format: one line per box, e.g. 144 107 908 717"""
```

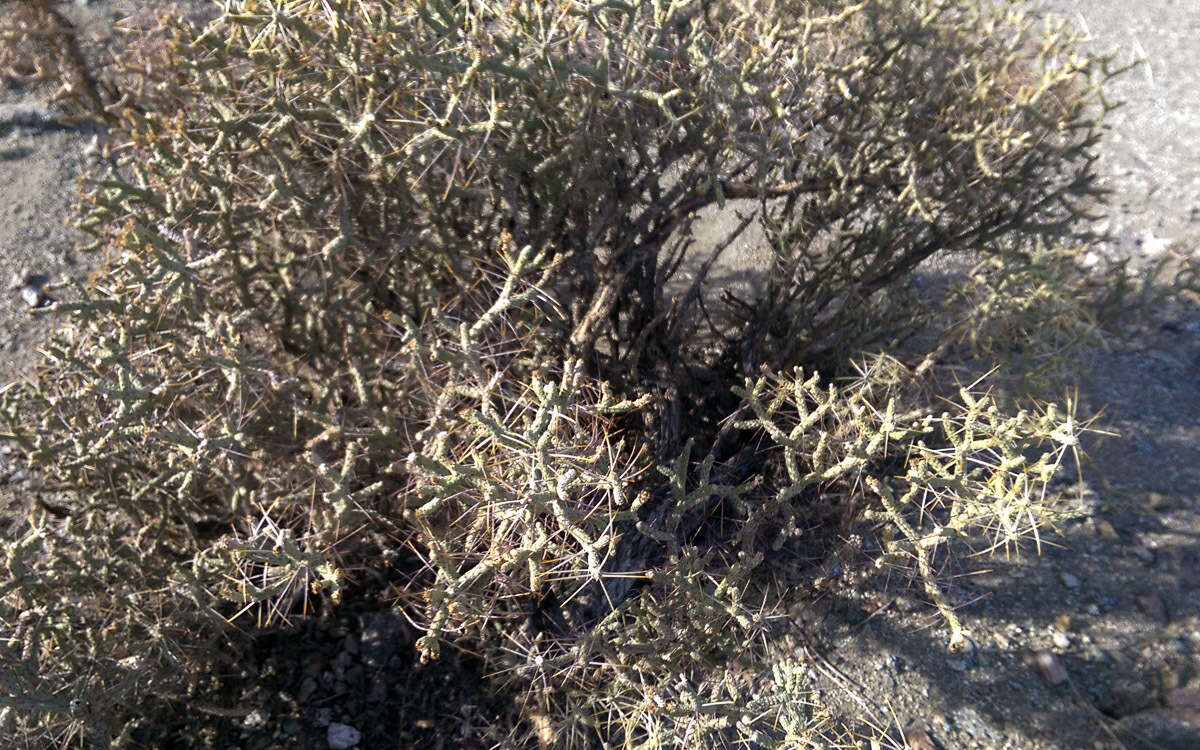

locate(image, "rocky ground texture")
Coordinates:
810 2 1200 748
1 1 1198 748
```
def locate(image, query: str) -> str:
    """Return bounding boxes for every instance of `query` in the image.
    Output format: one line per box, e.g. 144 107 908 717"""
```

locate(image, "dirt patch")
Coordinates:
0 91 100 383
798 2 1200 747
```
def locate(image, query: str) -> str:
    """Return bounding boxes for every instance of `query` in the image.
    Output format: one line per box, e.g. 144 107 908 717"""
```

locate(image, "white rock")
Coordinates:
19 285 42 308
14 273 51 308
1028 649 1068 685
327 722 362 749
242 708 269 729
1140 232 1172 256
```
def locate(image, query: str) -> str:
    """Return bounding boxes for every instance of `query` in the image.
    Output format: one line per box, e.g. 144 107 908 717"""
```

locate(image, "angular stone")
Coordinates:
903 726 937 750
327 722 361 749
1026 649 1068 685
1137 592 1167 622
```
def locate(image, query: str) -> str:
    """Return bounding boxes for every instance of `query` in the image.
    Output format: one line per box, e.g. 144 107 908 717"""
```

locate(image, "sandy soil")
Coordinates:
808 3 1200 748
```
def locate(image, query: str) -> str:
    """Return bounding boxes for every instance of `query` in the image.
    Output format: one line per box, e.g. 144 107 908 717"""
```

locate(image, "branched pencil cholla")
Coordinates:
157 221 225 268
1 0 1184 747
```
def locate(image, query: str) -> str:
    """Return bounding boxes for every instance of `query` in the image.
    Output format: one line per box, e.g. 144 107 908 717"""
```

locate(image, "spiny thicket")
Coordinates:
0 0 1157 746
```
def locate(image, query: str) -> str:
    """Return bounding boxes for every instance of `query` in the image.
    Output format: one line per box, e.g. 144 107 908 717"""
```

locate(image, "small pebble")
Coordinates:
327 722 361 749
297 677 317 703
242 709 269 730
1084 646 1110 663
1025 649 1069 685
904 726 937 750
1052 632 1071 649
1160 668 1180 691
1094 519 1119 541
1136 593 1167 622
1061 572 1081 589
13 273 52 309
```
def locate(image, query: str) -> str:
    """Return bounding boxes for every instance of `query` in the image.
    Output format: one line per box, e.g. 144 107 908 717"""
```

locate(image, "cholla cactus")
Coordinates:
0 0 1148 746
